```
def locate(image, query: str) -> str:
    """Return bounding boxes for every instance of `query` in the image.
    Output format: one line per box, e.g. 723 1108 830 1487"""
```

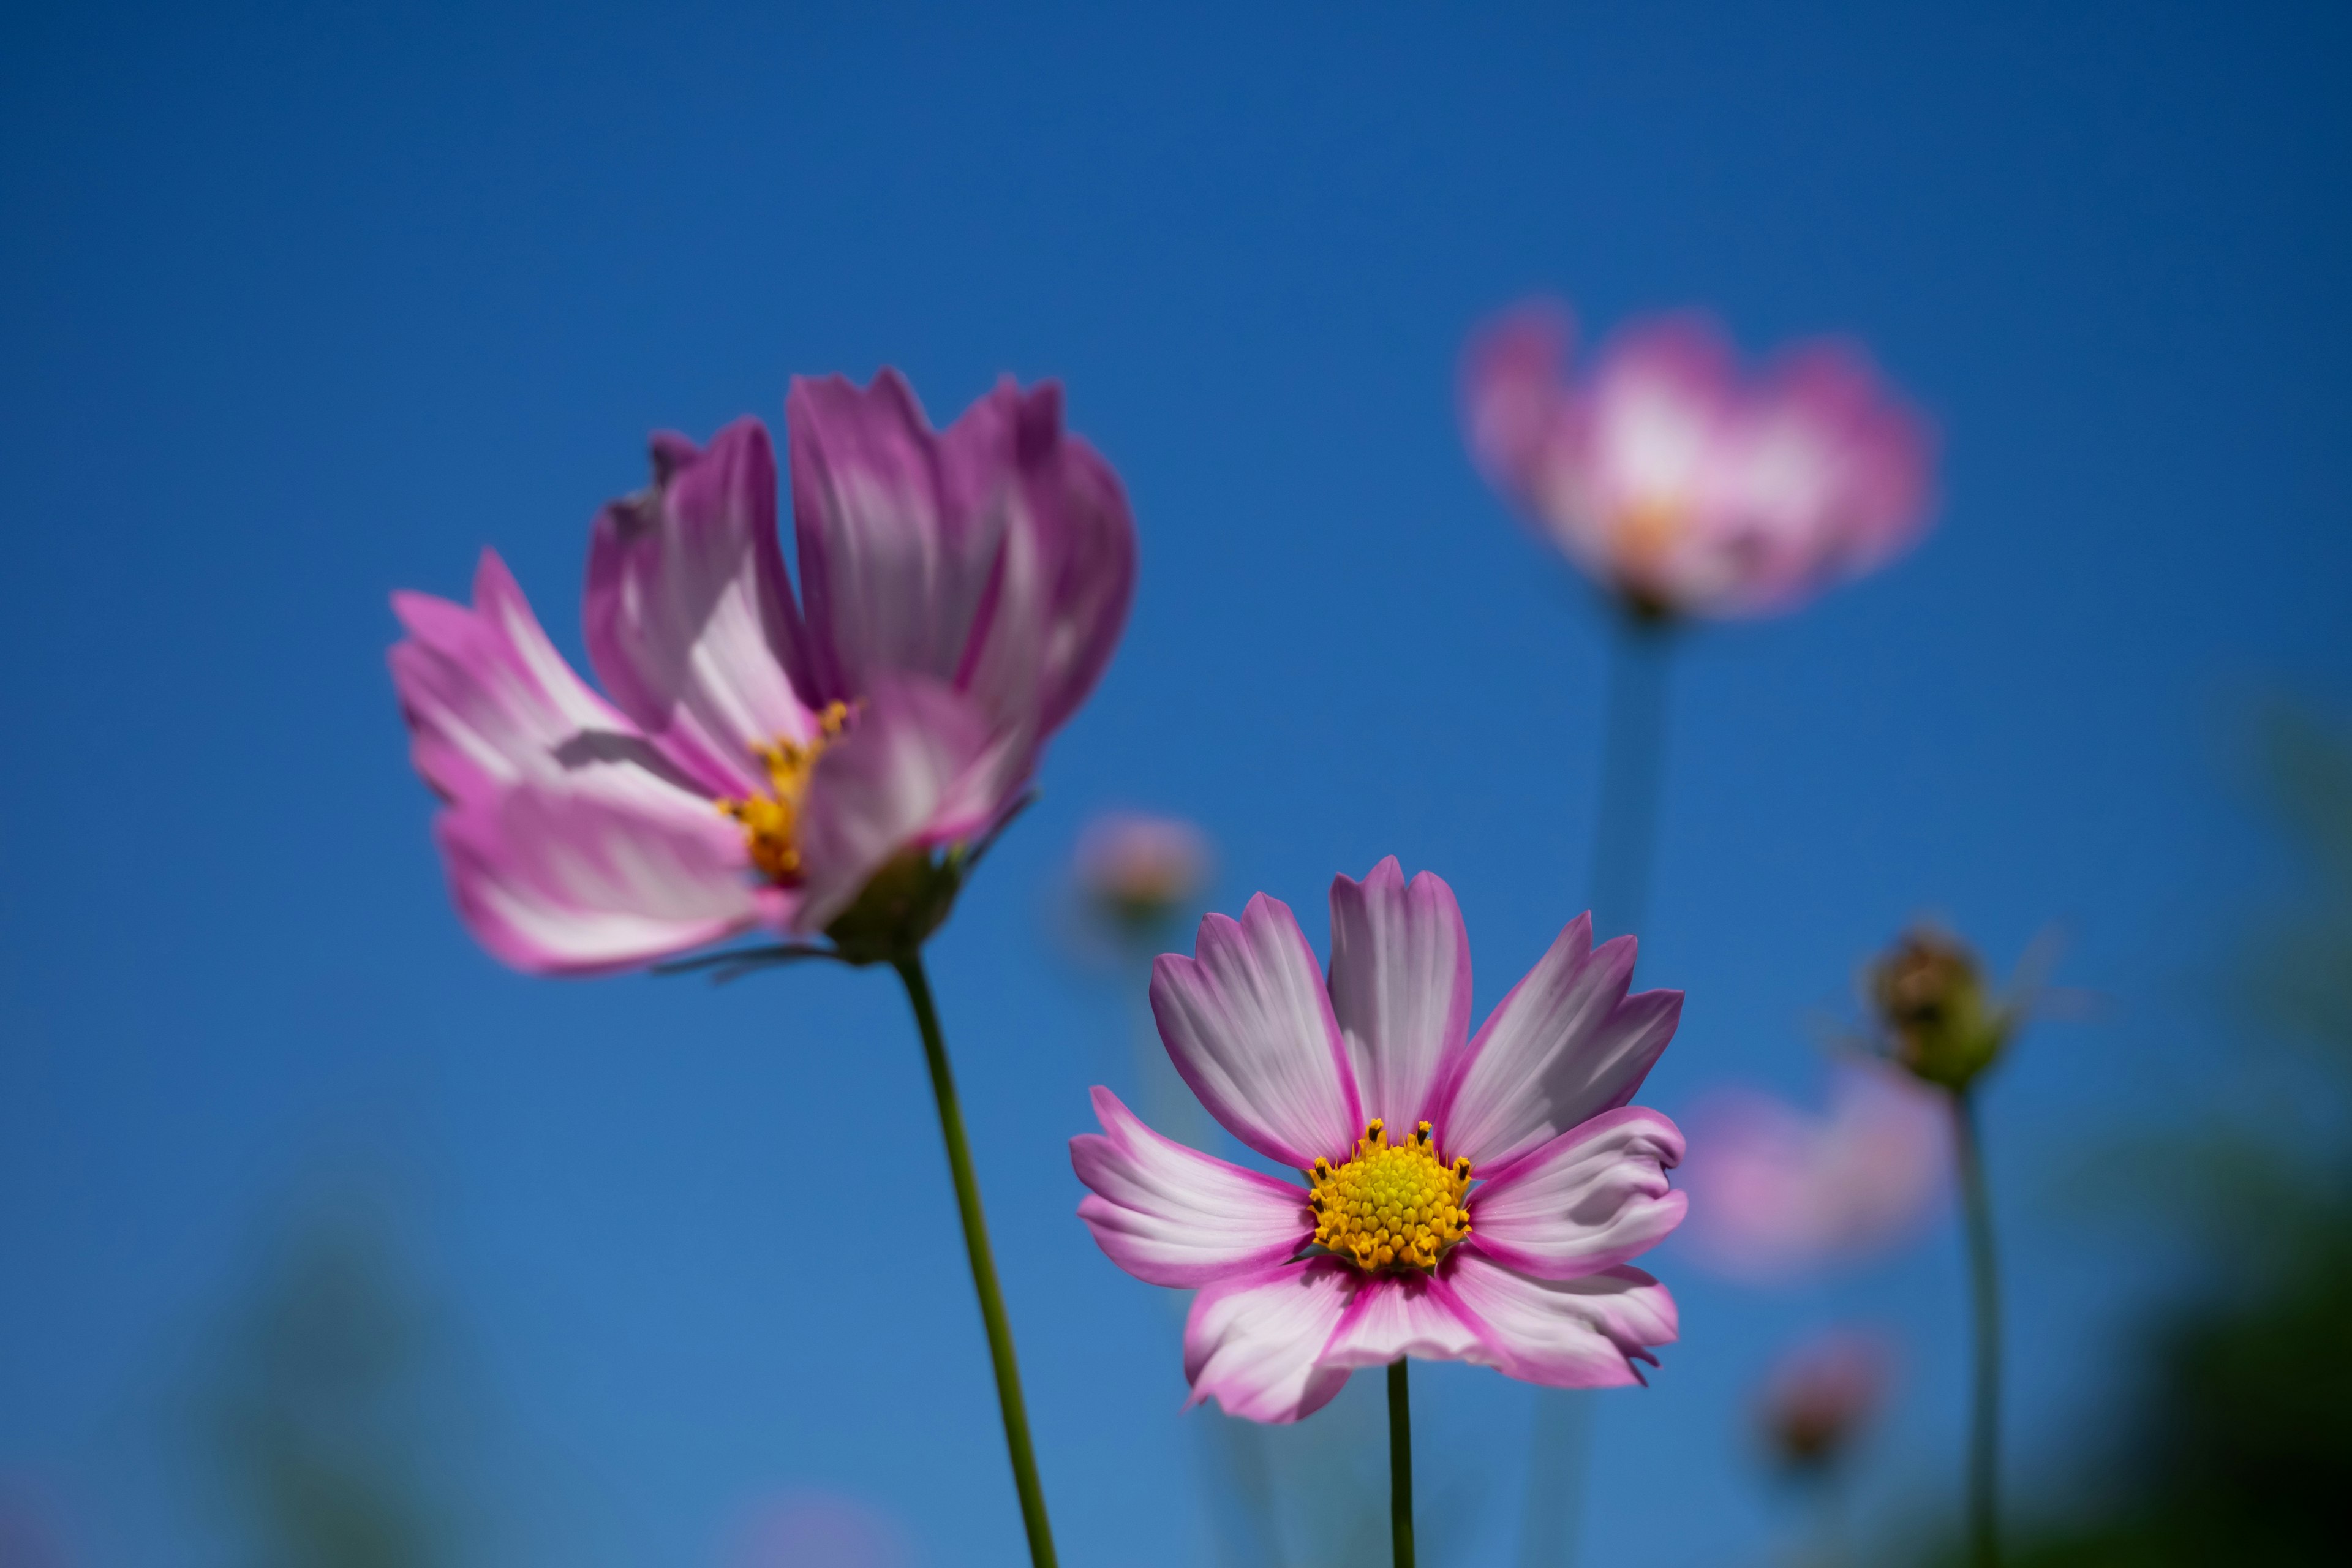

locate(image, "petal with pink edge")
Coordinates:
1438 915 1681 1169
1460 301 1573 502
435 778 763 976
1466 1107 1687 1279
786 372 1012 707
1071 1087 1311 1288
1012 400 1137 737
391 551 649 806
790 675 1022 933
1446 1251 1678 1389
583 420 813 796
1182 1261 1356 1424
1328 858 1473 1136
1151 897 1362 1170
1315 1273 1494 1371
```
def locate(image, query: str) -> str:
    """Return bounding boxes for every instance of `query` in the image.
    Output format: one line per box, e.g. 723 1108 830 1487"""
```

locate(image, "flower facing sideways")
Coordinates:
1072 859 1687 1422
1678 1061 1950 1284
389 372 1136 973
1461 301 1933 620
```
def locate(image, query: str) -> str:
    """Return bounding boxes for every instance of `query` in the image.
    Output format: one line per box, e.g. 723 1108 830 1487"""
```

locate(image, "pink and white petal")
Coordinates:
1018 406 1137 738
1182 1261 1357 1424
391 551 643 805
789 676 1024 933
434 777 764 976
1071 1087 1311 1288
1315 1273 1495 1371
1328 858 1473 1136
1445 1251 1678 1389
1437 915 1681 1169
1577 315 1737 521
786 372 1011 706
583 420 812 796
1466 1107 1687 1278
1460 301 1574 502
1151 897 1363 1170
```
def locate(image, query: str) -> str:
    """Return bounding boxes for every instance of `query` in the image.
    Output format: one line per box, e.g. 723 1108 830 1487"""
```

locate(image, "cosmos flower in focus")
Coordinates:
1074 811 1214 937
1756 1327 1894 1474
1460 301 1934 620
389 372 1136 973
1679 1061 1950 1283
1072 858 1687 1422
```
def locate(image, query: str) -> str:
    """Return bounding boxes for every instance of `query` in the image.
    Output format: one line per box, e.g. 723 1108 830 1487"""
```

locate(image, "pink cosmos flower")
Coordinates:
1756 1327 1894 1471
1461 301 1934 619
1678 1061 1950 1283
1074 810 1215 932
1072 859 1687 1422
390 372 1136 973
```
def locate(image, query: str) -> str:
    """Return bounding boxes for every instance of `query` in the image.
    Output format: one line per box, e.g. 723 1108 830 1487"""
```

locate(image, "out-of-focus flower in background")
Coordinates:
1679 1061 1951 1283
1460 301 1934 620
389 371 1136 974
1755 1328 1895 1476
725 1490 908 1568
1073 858 1687 1420
1072 810 1214 943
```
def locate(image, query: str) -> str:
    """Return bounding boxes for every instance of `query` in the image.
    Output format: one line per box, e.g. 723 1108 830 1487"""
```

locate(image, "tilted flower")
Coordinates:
390 372 1136 973
1461 301 1934 620
1071 859 1687 1422
1755 1327 1894 1472
1678 1061 1950 1283
1074 810 1215 937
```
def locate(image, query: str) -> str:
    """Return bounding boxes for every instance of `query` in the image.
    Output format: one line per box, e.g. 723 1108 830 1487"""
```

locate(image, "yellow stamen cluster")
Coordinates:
1308 1120 1473 1274
717 702 851 883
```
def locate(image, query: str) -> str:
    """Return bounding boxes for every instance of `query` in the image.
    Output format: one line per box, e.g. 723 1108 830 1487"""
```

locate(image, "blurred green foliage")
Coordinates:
1972 701 2352 1566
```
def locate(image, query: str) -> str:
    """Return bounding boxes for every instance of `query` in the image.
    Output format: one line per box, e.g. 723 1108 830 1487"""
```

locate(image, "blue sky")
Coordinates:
3 2 2348 1563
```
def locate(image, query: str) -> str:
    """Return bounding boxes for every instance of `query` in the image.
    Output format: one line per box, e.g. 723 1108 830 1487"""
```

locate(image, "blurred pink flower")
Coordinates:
390 372 1136 973
1072 858 1687 1422
1461 301 1934 619
726 1490 908 1568
1756 1327 1894 1471
1679 1062 1950 1281
1074 811 1214 932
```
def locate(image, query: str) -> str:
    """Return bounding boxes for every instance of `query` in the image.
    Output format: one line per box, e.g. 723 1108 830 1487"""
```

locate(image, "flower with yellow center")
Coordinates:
717 701 851 883
1073 859 1692 1426
1309 1120 1473 1273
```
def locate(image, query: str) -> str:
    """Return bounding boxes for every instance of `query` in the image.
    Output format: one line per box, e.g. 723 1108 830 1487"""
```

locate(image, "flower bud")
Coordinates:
1869 925 2007 1091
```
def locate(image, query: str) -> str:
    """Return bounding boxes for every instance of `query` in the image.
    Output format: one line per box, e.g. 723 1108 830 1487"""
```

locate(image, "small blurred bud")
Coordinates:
1757 1330 1893 1475
1074 813 1213 938
1869 925 2008 1091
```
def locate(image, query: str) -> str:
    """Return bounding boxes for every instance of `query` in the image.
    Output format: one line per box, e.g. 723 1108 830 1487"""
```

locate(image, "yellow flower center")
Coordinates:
1308 1120 1473 1274
1616 498 1688 570
717 701 851 883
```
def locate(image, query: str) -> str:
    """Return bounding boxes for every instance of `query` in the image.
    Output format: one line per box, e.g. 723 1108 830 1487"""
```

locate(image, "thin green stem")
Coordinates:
892 953 1058 1568
1388 1359 1417 1568
1953 1088 2002 1568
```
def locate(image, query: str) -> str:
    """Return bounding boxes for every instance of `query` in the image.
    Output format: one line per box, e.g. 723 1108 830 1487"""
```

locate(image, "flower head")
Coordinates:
1756 1328 1893 1473
390 372 1136 973
1461 301 1934 620
1679 1062 1950 1283
1074 811 1214 937
1071 859 1686 1422
1868 924 2013 1091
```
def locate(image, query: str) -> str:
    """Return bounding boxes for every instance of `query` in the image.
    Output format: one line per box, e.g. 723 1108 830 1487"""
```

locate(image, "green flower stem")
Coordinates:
1953 1087 2003 1568
1389 1358 1417 1568
893 952 1058 1568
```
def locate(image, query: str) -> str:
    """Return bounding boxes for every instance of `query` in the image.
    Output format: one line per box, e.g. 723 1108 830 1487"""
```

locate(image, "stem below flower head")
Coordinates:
892 952 1058 1568
1953 1088 2002 1568
1389 1359 1416 1568
1588 606 1675 941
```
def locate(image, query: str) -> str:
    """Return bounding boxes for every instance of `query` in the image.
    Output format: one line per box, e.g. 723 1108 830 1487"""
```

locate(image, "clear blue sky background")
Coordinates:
4 2 2348 1563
